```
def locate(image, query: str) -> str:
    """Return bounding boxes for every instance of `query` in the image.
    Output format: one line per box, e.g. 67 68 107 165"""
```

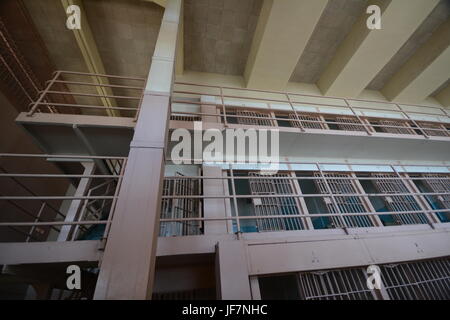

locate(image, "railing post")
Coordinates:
396 103 429 139
344 99 373 135
94 0 182 300
27 71 60 116
286 93 305 132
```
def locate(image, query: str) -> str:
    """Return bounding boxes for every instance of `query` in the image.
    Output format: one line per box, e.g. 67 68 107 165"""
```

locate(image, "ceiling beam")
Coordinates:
141 0 166 8
317 0 440 98
435 85 450 108
244 0 327 91
61 0 119 116
382 20 450 103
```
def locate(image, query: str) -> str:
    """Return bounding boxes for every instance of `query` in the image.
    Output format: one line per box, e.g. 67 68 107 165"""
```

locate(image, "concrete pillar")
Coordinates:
94 0 182 300
203 166 228 234
216 241 252 300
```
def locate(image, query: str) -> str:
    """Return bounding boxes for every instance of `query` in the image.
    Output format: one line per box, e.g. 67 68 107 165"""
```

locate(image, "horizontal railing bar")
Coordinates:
170 110 449 133
44 90 142 100
34 102 138 111
0 196 115 200
161 192 450 199
171 100 450 127
172 92 450 119
174 81 449 112
167 158 450 168
2 211 446 227
0 174 122 178
51 80 144 90
159 208 449 222
0 153 127 160
57 70 145 81
162 175 450 181
0 220 107 227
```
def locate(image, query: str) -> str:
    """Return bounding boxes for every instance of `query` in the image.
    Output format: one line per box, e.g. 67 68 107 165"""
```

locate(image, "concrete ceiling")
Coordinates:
84 0 163 79
290 0 368 84
183 0 262 75
11 0 450 106
23 0 87 74
367 0 450 91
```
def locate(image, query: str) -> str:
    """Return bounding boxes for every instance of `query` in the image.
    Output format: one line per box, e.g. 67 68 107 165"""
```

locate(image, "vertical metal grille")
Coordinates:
248 173 304 232
313 173 373 228
160 174 202 236
417 122 449 137
371 173 428 225
422 174 450 209
170 115 201 121
236 110 274 126
377 120 415 135
152 288 215 300
289 113 326 129
380 258 450 300
335 116 365 131
297 268 374 300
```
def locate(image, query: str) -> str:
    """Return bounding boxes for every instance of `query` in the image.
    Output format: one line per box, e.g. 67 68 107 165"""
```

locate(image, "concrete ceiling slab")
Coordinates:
183 0 262 75
290 0 368 84
367 0 450 91
84 0 163 79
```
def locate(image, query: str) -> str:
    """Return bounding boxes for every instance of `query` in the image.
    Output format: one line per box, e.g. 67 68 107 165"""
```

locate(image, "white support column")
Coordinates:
57 162 95 242
203 166 228 234
94 0 182 300
216 241 252 300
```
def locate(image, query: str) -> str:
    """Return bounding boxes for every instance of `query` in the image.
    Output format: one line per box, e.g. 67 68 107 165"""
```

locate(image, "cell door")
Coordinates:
248 172 304 232
313 172 373 228
160 172 202 236
371 173 428 225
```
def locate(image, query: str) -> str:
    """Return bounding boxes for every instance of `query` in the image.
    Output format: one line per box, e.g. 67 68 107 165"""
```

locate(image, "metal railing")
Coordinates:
25 73 450 138
0 154 126 243
171 82 450 138
258 257 450 300
27 71 146 118
160 161 450 236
